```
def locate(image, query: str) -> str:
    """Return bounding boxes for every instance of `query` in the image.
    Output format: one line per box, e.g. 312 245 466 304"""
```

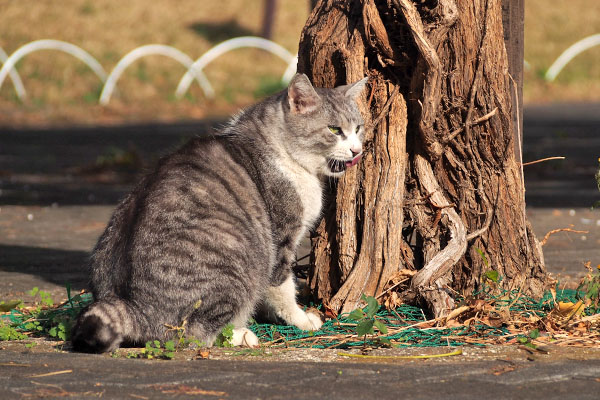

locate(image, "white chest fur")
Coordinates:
277 161 323 230
292 168 323 230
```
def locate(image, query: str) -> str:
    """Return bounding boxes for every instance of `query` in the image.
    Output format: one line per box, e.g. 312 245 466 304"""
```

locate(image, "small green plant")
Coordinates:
347 295 390 346
137 340 176 360
23 320 44 333
28 287 54 308
475 247 490 268
576 263 600 314
48 321 69 341
0 322 27 341
484 270 499 283
19 285 83 340
214 323 235 348
518 328 540 349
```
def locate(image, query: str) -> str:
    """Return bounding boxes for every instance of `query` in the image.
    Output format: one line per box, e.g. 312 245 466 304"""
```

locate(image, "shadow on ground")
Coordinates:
522 103 600 208
0 120 220 206
1 105 598 207
0 244 89 300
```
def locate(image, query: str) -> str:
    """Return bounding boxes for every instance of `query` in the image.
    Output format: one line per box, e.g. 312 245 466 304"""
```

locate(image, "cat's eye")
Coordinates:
328 126 342 135
355 125 361 133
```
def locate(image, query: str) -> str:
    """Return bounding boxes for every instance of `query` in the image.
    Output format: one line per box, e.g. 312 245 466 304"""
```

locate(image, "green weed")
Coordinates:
484 270 499 283
518 328 540 349
576 263 600 314
28 287 54 308
12 285 83 341
0 322 27 341
214 323 235 348
347 295 390 347
138 340 175 360
125 340 176 360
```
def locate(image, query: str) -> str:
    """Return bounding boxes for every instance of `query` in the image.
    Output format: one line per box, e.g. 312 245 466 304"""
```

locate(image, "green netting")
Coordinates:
249 288 584 348
0 288 589 348
249 305 495 348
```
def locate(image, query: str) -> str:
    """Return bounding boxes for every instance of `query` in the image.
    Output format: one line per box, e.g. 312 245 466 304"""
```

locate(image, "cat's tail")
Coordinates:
71 297 139 353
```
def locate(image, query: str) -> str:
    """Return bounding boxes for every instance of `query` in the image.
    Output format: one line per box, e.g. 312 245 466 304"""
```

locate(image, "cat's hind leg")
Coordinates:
266 274 322 331
186 293 258 347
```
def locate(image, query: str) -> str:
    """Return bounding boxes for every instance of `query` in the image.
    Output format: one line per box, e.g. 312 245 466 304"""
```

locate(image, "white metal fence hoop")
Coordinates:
545 34 600 82
0 47 26 100
99 44 213 105
0 39 107 98
175 36 296 99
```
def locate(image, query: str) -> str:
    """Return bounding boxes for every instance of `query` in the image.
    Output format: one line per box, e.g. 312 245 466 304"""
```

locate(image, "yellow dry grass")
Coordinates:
524 0 600 103
0 0 308 126
0 0 597 127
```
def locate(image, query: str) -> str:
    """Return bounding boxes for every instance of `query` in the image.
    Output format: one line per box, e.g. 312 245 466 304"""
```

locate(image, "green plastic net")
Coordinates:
249 288 582 348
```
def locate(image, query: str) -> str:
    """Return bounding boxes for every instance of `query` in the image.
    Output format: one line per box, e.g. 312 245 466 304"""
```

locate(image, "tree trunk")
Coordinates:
298 0 547 317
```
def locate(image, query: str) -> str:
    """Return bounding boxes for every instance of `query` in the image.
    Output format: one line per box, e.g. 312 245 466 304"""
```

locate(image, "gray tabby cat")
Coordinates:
72 73 367 353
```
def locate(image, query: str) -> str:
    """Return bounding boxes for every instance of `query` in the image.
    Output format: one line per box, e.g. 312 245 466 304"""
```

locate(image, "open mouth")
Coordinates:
327 154 362 173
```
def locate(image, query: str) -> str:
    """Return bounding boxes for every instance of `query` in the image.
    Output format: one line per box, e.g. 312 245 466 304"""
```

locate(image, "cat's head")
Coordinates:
283 73 368 178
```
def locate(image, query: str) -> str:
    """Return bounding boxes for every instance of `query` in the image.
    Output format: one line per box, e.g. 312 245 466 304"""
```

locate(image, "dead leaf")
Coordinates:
383 291 403 309
555 300 585 320
480 315 503 328
446 319 463 328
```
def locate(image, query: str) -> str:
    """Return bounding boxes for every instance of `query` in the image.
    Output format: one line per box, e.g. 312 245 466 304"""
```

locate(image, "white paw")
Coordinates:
231 328 259 347
293 311 323 331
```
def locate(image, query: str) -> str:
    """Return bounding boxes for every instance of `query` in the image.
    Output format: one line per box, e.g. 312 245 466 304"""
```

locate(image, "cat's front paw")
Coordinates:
232 327 259 347
294 311 323 331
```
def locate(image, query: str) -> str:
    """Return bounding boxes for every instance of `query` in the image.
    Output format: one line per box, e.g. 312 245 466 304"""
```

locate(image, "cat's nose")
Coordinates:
350 147 362 157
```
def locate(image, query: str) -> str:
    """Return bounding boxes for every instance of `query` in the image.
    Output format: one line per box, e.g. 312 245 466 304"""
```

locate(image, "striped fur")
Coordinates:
72 74 367 352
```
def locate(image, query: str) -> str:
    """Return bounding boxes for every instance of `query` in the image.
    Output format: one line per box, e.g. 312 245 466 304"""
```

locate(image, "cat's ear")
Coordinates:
341 77 368 99
287 73 321 115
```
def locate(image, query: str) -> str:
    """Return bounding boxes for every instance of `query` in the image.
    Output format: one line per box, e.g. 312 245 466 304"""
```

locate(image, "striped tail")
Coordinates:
71 297 137 353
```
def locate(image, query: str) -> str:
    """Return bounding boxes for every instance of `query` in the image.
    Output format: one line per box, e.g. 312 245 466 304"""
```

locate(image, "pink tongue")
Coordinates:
345 154 362 167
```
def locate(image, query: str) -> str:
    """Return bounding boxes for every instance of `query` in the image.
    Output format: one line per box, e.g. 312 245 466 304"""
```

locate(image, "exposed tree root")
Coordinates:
411 153 467 317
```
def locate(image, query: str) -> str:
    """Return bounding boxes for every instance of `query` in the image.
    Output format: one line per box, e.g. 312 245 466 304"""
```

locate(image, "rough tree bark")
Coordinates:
298 0 547 317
